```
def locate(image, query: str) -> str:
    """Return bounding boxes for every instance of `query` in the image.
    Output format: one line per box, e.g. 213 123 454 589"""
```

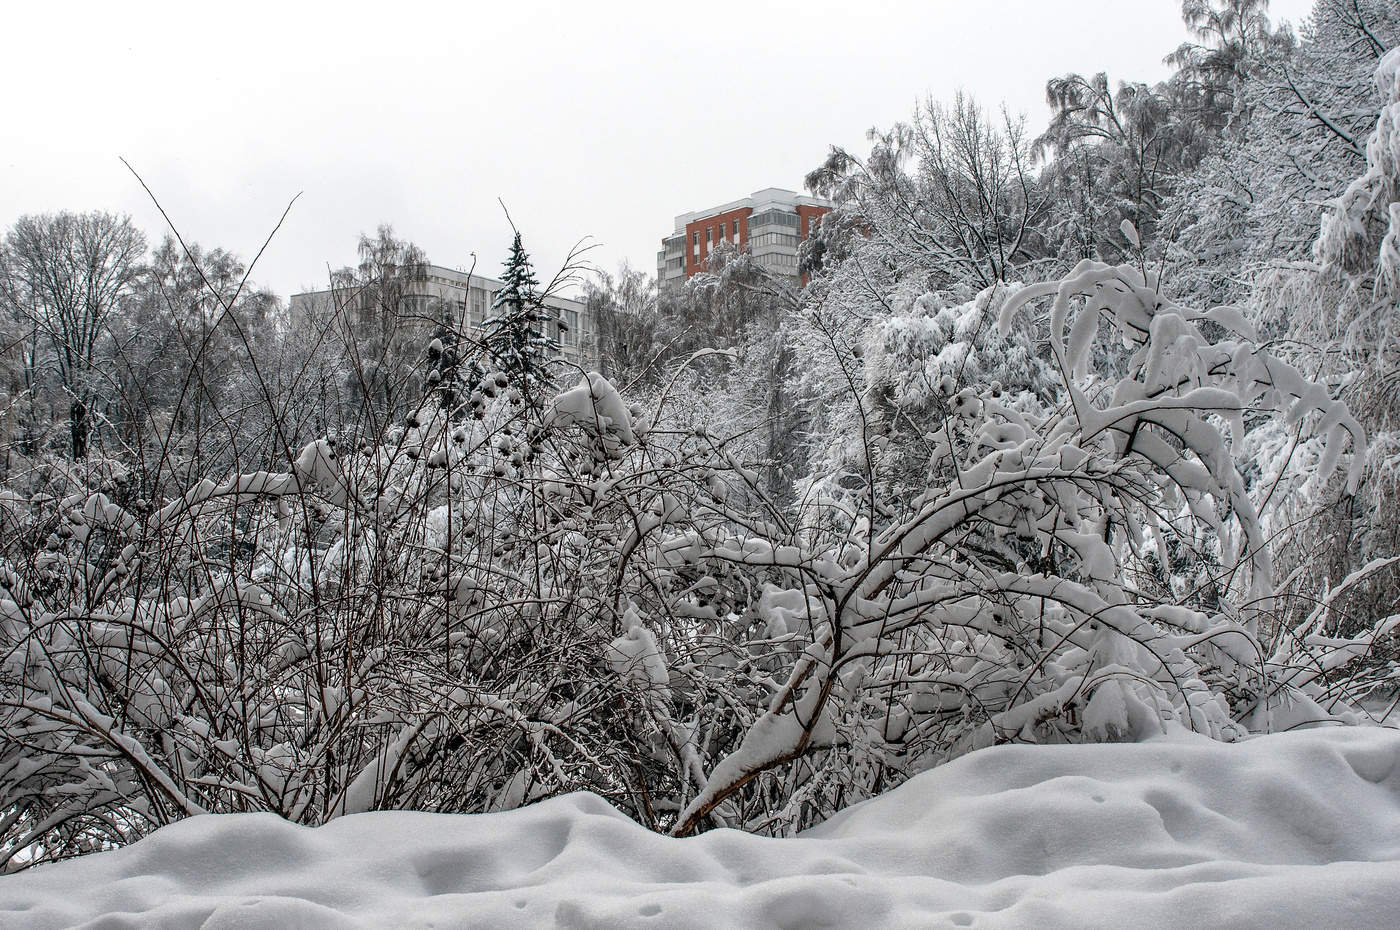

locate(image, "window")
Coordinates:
732 221 739 239
469 288 489 324
560 309 579 346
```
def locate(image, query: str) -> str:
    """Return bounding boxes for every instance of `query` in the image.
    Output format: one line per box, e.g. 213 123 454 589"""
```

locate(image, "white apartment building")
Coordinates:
290 263 594 371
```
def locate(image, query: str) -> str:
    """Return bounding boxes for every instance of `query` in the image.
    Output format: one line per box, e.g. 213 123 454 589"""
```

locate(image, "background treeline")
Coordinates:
590 0 1400 626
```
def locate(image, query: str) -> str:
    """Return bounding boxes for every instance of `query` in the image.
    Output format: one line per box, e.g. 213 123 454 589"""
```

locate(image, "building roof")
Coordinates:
291 263 584 310
668 188 832 235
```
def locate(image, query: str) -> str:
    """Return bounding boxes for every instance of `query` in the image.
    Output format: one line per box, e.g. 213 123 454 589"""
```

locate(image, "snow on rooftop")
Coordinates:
3 726 1399 929
670 188 833 233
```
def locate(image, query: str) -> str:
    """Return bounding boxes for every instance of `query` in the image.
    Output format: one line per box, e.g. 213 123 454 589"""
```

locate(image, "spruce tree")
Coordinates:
483 232 558 394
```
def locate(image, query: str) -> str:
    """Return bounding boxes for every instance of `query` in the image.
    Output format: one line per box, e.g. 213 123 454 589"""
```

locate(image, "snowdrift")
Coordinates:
3 727 1400 929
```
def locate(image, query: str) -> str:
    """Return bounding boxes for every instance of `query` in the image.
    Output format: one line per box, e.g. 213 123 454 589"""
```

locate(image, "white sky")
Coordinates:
1 0 1316 300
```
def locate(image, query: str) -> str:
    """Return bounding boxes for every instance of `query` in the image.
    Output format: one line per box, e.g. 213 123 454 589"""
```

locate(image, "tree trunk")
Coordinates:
70 398 88 459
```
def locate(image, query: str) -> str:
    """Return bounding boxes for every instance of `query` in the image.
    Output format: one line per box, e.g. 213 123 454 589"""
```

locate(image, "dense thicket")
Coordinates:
0 0 1396 870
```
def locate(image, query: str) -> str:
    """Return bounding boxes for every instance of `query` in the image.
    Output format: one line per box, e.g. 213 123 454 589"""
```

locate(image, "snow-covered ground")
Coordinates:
3 726 1399 929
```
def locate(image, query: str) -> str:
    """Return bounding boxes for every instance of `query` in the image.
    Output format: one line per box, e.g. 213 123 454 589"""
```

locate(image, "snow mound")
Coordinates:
4 727 1400 929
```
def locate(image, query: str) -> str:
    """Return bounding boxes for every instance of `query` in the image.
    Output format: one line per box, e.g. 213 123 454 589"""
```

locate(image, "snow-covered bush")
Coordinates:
0 284 811 865
666 259 1392 836
798 281 1057 530
1 247 1394 863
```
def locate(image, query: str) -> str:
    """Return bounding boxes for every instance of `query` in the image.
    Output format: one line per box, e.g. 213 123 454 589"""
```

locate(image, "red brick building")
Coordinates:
658 188 832 288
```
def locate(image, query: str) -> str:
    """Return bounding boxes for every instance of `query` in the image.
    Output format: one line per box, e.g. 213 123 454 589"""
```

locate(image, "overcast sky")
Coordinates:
2 0 1316 301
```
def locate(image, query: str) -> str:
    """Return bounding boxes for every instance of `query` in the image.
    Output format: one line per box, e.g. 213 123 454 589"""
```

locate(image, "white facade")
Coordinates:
290 263 594 370
659 233 687 287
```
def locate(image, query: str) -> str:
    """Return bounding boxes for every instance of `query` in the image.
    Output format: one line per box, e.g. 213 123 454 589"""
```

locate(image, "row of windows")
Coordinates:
335 289 588 350
693 220 745 265
673 209 822 271
679 208 824 264
467 305 581 347
749 232 798 251
749 209 800 230
757 252 799 269
694 221 743 247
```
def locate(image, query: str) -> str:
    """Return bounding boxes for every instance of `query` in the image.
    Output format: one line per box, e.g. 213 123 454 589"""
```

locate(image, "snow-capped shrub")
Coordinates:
0 250 1394 866
668 260 1385 837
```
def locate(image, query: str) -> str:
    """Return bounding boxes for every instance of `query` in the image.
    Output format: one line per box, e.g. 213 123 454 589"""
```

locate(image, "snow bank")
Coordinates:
4 727 1400 929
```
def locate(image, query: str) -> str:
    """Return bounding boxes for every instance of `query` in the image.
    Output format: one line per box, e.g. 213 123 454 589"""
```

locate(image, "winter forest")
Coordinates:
3 1 1400 926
